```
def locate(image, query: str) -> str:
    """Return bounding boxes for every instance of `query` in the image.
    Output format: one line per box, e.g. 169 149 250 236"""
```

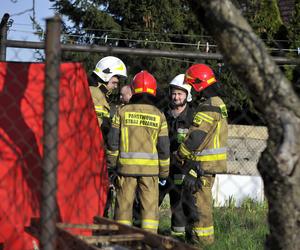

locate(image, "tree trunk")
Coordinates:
189 1 300 249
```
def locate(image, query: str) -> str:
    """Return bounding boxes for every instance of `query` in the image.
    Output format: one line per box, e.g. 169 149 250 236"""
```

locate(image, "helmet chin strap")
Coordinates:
99 83 112 97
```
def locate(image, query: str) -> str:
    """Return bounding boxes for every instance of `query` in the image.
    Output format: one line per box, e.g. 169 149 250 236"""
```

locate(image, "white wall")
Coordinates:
212 174 264 207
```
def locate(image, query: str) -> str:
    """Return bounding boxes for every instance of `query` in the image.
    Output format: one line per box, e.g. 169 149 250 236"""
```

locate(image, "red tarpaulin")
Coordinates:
0 62 108 250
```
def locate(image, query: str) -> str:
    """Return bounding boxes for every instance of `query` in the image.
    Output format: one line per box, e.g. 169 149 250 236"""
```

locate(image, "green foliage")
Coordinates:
208 199 268 250
286 0 300 96
242 0 283 41
159 197 269 249
48 0 299 123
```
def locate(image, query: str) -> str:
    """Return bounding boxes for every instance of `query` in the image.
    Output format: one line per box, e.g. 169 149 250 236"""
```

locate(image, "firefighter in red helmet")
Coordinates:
106 70 170 233
177 64 228 246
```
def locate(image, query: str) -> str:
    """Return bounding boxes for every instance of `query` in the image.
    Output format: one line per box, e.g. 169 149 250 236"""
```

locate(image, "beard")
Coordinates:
170 99 187 108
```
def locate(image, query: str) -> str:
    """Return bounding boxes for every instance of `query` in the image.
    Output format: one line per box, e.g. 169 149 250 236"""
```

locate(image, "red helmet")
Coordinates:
132 70 157 96
184 64 217 92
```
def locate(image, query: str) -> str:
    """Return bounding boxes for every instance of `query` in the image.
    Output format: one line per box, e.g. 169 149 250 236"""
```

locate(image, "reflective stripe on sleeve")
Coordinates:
178 143 192 157
161 121 168 130
193 112 214 125
95 105 110 118
151 130 158 154
213 121 221 148
193 147 227 161
194 148 227 156
194 153 226 161
159 158 170 167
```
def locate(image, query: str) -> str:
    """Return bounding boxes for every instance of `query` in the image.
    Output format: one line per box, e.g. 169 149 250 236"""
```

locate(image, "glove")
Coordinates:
183 160 204 194
108 168 118 187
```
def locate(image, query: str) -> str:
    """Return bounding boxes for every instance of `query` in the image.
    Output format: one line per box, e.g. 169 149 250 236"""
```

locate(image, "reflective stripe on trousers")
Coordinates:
142 219 159 230
193 226 214 237
116 220 132 226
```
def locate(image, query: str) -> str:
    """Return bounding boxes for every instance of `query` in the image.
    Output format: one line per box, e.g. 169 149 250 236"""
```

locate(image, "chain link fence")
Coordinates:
0 15 273 250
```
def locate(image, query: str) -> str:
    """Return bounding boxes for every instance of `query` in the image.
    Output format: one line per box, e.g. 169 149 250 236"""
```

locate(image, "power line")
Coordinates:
11 8 33 17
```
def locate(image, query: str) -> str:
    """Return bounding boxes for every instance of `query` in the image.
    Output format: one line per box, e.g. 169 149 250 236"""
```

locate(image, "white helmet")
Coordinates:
93 56 127 82
169 74 192 102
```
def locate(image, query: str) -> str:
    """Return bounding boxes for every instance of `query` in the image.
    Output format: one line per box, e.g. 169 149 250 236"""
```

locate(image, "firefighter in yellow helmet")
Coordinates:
177 64 228 246
89 56 127 143
106 70 170 233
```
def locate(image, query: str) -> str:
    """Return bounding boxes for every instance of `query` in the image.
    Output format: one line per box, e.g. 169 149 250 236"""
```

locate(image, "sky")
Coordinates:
2 0 55 61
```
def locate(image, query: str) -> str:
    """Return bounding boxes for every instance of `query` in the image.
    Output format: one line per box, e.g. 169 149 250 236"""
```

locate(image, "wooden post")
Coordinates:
41 15 61 250
0 13 9 61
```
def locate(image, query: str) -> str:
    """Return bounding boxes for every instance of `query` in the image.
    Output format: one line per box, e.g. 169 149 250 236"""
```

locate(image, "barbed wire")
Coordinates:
8 28 300 55
10 23 300 44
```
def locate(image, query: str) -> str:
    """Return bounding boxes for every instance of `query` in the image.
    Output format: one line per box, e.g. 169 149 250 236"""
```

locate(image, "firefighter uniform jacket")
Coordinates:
89 84 110 127
164 104 194 184
178 96 228 173
165 104 194 154
107 102 170 178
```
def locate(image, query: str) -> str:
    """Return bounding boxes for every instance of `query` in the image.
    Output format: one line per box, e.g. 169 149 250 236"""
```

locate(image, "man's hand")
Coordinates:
183 160 204 193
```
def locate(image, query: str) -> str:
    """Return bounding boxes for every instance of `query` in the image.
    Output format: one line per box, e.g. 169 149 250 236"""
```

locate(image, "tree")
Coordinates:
51 0 202 81
50 0 264 120
287 0 300 96
189 0 300 249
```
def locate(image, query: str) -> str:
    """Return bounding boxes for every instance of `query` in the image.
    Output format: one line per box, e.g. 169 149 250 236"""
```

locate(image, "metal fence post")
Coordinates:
0 13 9 61
41 15 61 250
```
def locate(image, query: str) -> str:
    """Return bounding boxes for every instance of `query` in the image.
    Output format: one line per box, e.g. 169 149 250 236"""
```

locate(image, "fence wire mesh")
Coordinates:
0 34 270 250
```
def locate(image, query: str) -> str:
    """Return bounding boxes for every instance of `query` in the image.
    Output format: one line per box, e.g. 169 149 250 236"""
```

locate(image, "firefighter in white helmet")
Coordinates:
89 56 127 218
89 56 127 143
159 74 195 240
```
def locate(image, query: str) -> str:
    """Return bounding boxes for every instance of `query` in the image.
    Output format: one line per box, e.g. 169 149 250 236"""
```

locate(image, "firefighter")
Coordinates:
106 70 170 233
177 64 228 246
120 85 133 104
159 74 194 239
89 56 127 218
89 56 127 144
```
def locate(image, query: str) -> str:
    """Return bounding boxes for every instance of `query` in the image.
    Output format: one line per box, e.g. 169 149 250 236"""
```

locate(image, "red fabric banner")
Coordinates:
0 62 108 250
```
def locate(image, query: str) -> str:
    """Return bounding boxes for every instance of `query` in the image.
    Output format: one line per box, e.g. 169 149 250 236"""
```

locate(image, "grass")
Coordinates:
159 196 269 250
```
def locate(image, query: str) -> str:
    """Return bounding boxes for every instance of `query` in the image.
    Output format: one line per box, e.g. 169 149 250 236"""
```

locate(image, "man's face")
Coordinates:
171 88 187 106
120 86 132 104
106 76 119 91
